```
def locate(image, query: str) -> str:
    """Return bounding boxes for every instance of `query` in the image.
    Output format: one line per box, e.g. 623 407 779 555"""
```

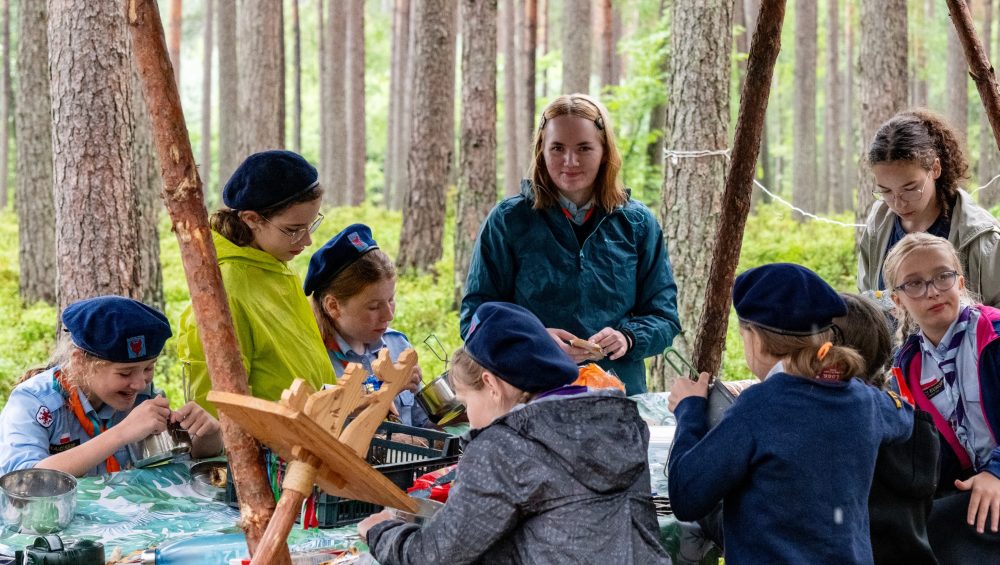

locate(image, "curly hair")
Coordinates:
867 108 970 217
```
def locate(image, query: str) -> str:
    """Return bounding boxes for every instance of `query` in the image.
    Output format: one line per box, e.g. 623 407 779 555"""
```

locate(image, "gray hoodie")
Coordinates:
367 389 671 564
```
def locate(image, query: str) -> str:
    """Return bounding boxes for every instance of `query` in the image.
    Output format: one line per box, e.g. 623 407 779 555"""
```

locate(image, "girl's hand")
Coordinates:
118 396 171 444
171 401 220 440
546 328 595 364
956 471 1000 533
668 372 711 413
590 327 628 361
357 509 395 541
405 365 423 393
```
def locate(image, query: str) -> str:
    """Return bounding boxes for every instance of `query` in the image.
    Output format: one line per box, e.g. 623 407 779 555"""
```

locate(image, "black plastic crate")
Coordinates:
224 421 460 528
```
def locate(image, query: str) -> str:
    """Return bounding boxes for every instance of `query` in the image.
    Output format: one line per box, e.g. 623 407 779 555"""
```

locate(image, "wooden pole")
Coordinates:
691 0 787 376
251 454 320 565
125 1 288 562
947 0 1000 152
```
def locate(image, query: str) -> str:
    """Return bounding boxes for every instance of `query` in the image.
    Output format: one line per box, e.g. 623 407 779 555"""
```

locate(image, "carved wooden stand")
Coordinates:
209 349 422 564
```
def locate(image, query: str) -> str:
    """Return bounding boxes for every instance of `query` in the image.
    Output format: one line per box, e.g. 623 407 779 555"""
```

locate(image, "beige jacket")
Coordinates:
857 189 1000 306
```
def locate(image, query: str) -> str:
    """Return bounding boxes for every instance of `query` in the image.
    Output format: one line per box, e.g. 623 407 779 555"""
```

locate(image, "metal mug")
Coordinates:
415 372 466 426
129 423 191 468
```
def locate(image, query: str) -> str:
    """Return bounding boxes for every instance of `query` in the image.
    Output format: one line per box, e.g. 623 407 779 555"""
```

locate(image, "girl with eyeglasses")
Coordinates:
885 232 1000 561
177 150 335 413
860 109 1000 306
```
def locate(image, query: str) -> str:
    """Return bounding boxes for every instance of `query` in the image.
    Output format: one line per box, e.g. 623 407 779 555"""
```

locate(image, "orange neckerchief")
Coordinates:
561 206 595 224
53 369 121 472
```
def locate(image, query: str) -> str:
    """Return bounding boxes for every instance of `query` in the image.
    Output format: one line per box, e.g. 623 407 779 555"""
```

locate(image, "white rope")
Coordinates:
970 173 1000 196
751 179 866 227
663 148 731 166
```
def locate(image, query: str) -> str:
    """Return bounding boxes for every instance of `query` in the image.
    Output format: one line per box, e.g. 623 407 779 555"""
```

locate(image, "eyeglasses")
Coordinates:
872 178 927 204
893 270 959 298
261 212 325 242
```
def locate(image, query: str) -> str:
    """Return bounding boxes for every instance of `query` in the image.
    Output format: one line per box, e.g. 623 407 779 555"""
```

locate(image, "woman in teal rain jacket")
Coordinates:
460 94 680 395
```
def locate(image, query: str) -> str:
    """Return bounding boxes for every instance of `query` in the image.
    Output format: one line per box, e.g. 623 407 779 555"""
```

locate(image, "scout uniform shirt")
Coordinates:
326 329 431 428
0 367 153 476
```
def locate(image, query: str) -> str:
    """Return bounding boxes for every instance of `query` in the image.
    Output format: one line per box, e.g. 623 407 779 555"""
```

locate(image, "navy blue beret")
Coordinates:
222 150 319 211
304 224 379 296
464 302 578 393
62 296 172 363
733 263 847 336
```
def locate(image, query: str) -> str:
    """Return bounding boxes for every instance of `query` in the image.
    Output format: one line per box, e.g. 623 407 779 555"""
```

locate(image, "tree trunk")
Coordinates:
502 0 520 196
392 0 418 210
826 0 845 213
454 0 498 308
386 0 410 209
521 0 536 154
989 0 1000 208
733 0 748 96
911 0 929 107
291 0 301 154
237 0 284 156
611 5 623 85
947 18 968 145
346 0 366 205
397 0 457 272
126 2 284 559
15 0 55 304
201 0 214 195
645 0 668 172
979 0 1000 192
538 0 548 99
792 0 817 220
169 0 182 88
0 0 9 210
597 0 613 90
562 0 591 93
649 0 732 391
857 0 907 230
131 65 165 311
49 0 143 310
217 0 238 190
326 0 348 205
843 0 855 208
692 0 786 378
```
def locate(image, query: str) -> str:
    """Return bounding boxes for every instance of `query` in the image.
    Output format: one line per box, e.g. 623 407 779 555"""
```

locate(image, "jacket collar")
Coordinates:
212 230 294 275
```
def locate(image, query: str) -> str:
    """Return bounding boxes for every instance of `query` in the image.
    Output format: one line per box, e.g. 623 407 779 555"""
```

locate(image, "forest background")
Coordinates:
2 0 999 406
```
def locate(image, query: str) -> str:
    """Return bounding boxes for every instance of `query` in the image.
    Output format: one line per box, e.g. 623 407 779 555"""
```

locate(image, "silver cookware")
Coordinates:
415 372 466 426
129 423 191 468
0 468 77 534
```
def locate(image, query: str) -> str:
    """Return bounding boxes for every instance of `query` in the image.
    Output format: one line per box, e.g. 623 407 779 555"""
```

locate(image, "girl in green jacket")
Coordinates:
177 150 336 414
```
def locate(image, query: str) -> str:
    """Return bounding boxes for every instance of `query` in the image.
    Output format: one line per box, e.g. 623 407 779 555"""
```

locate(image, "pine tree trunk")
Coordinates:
291 0 301 154
980 0 999 194
611 6 623 85
326 0 348 205
733 0 748 96
826 0 845 213
538 0 548 99
454 0 498 308
397 0 457 272
15 0 55 304
201 0 214 195
857 0 907 229
131 66 165 311
520 0 536 154
562 0 591 93
217 0 238 189
386 0 410 209
347 0 366 206
792 0 817 220
0 0 9 210
910 0 928 107
645 0 668 172
947 20 968 145
650 0 731 391
988 0 1000 209
237 0 284 156
49 0 143 310
502 0 520 196
597 0 613 90
392 0 418 210
169 0 182 88
843 0 855 207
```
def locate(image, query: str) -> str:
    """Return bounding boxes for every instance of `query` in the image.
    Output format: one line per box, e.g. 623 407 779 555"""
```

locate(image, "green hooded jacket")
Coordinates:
177 231 335 415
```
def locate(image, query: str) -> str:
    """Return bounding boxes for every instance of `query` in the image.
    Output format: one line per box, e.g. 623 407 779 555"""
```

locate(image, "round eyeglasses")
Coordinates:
262 212 325 242
872 185 925 204
893 270 958 299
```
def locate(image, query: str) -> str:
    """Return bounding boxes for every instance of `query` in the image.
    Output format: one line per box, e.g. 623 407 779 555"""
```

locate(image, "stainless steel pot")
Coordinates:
415 372 466 426
129 424 191 468
0 469 77 534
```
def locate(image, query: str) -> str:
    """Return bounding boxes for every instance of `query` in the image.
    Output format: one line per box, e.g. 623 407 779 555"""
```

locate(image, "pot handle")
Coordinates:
422 335 448 365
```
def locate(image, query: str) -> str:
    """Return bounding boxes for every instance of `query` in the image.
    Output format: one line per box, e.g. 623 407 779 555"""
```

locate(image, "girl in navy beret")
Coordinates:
358 302 670 564
304 224 428 428
666 264 913 564
459 93 680 396
884 233 1000 560
0 296 223 477
176 150 336 414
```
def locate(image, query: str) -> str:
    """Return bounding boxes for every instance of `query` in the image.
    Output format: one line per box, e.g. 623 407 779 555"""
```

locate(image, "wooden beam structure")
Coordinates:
125 1 285 561
691 0 787 376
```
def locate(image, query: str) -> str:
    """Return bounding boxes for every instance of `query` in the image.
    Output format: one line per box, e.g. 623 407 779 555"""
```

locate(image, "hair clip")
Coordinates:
539 115 548 131
594 116 605 130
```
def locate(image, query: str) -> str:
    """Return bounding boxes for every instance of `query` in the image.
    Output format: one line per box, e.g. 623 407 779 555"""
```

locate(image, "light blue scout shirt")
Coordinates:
327 329 431 429
0 367 153 476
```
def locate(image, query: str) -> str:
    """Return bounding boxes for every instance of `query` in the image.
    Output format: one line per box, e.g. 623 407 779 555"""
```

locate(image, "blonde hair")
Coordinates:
18 334 111 392
310 250 397 342
882 232 976 340
527 94 626 211
743 322 866 382
448 348 532 407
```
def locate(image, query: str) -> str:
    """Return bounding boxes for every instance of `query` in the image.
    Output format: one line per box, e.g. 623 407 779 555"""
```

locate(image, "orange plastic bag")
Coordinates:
573 363 626 392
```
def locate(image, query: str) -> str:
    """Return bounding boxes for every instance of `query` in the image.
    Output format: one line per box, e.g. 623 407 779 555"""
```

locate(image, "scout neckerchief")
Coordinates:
558 194 595 225
52 369 122 472
920 306 972 429
324 335 383 393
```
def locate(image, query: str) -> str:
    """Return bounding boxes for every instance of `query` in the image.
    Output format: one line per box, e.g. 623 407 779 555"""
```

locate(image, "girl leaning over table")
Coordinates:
0 296 222 477
358 302 670 565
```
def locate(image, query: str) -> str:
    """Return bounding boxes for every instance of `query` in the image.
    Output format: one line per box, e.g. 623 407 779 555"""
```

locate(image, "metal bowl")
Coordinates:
0 468 77 534
189 461 227 501
415 372 466 426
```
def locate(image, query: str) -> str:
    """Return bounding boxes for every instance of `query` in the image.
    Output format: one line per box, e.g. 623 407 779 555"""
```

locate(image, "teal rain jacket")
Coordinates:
460 181 680 394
